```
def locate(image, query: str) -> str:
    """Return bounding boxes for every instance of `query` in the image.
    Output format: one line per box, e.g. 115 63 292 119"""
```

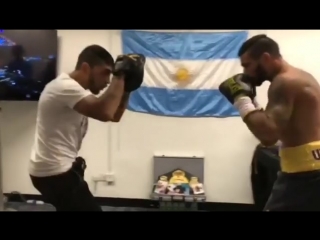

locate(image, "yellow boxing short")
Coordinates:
280 141 320 173
265 141 320 211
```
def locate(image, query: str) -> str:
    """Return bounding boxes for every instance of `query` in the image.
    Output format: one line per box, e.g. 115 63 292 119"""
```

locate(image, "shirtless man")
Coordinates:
219 34 320 211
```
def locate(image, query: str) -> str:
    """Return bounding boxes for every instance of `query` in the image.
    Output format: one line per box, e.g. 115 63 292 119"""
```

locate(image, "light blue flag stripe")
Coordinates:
127 87 239 117
122 30 248 60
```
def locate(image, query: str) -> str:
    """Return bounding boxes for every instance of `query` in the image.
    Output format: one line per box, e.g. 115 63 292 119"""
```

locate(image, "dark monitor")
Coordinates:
0 30 58 101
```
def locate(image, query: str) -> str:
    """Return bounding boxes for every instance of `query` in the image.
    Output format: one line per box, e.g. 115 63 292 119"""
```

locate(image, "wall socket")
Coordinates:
92 174 106 182
92 173 115 183
104 173 115 183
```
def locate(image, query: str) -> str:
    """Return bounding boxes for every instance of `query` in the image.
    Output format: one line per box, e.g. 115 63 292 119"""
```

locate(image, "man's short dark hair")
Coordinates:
238 34 281 59
75 45 114 70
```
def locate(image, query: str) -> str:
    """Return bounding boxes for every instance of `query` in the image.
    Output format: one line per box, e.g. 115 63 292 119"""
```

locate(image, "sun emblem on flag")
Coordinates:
175 67 191 82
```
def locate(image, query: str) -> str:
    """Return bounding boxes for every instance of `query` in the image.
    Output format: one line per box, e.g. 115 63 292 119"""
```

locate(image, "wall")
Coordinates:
1 30 319 204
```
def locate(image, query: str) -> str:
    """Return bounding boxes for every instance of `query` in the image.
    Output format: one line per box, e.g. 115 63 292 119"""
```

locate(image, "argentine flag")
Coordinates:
121 30 248 117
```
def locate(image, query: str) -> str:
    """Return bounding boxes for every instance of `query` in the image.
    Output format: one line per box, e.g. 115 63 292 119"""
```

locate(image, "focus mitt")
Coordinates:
113 54 145 92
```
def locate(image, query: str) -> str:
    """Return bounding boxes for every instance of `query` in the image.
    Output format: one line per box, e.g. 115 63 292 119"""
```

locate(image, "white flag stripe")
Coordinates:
142 58 243 90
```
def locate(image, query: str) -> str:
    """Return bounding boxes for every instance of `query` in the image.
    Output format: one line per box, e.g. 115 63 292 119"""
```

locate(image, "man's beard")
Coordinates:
88 76 99 95
254 64 269 86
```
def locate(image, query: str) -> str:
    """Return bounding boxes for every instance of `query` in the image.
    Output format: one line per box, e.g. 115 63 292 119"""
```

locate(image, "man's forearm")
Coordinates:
98 76 125 120
112 92 130 122
243 110 279 146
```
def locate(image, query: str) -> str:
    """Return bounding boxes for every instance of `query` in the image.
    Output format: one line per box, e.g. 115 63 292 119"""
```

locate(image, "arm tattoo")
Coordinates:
265 78 293 128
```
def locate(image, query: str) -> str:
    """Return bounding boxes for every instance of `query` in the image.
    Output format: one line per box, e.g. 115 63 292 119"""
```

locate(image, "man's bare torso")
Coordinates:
268 67 320 148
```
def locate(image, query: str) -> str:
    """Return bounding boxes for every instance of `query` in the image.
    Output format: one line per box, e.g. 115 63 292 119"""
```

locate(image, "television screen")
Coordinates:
0 30 58 101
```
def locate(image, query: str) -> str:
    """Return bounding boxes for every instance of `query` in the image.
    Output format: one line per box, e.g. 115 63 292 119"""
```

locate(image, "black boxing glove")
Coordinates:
219 73 260 119
113 54 145 92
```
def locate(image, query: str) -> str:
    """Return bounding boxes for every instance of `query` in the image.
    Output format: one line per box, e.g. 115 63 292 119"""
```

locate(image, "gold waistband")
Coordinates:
280 141 320 173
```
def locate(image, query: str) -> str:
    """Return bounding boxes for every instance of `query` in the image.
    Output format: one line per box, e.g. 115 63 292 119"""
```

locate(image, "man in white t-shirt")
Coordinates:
29 45 145 211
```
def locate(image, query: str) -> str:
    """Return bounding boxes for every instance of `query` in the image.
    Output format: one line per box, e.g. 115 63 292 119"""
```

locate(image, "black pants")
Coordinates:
264 170 320 211
30 158 102 211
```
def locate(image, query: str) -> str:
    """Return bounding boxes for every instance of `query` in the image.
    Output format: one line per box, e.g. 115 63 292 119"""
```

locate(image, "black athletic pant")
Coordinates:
30 157 102 211
264 170 320 211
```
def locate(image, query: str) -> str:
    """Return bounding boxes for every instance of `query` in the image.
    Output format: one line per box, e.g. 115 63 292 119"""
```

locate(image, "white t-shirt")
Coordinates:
29 73 92 177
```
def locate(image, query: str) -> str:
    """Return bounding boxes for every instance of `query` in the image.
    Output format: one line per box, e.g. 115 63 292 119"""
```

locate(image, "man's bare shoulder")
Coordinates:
291 67 319 86
269 68 315 96
268 73 294 97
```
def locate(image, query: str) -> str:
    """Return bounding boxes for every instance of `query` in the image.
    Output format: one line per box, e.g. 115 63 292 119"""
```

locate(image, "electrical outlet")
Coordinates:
92 174 106 182
104 173 115 183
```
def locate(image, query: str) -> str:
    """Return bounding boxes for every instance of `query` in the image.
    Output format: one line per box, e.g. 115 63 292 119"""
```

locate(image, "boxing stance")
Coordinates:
29 45 145 211
219 35 320 211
